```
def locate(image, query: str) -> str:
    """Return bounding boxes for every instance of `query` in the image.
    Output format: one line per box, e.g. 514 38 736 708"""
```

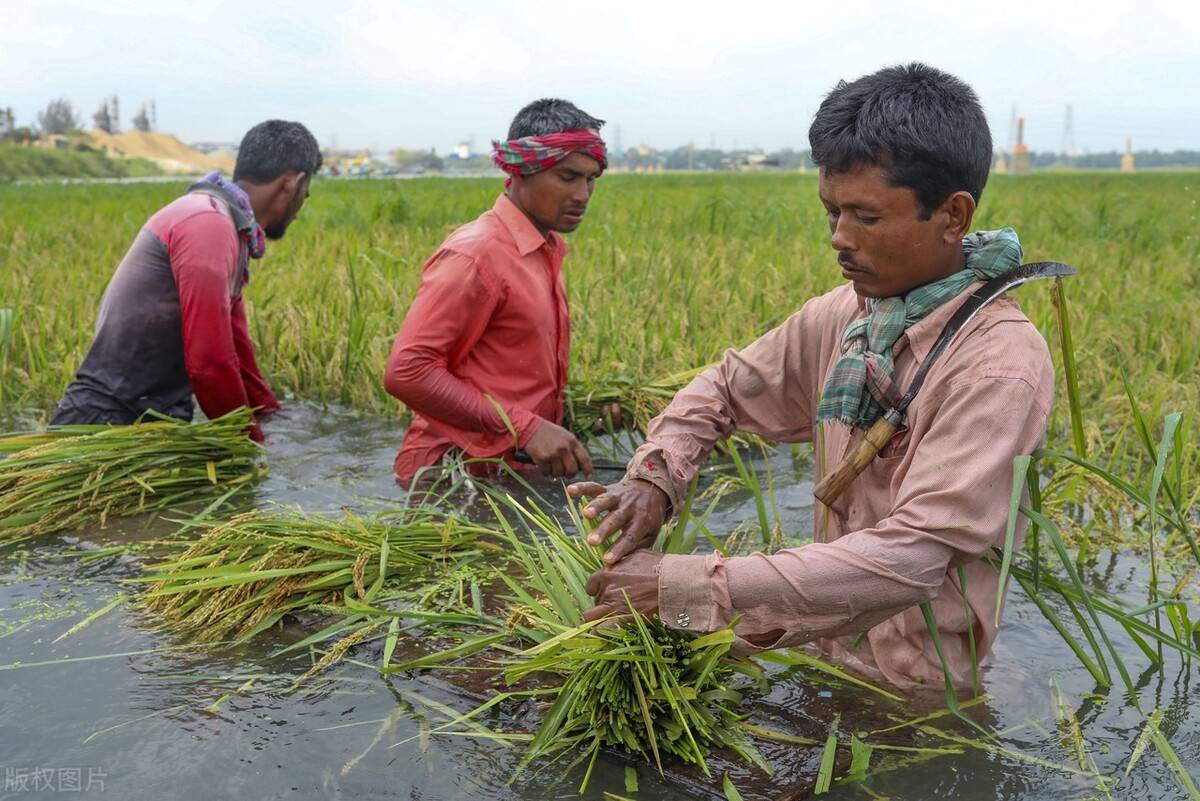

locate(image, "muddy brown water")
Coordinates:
1 404 1196 800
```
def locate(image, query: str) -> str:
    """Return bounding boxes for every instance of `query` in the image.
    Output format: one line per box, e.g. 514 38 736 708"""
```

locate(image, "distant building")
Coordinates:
736 153 781 172
191 141 238 155
33 133 70 150
454 142 471 160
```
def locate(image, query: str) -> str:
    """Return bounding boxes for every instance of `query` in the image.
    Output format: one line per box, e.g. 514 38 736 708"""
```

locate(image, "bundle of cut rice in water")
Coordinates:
390 495 770 791
133 507 499 645
0 409 265 539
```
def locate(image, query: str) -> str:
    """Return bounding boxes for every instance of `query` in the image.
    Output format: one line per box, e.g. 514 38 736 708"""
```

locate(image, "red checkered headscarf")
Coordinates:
491 129 608 186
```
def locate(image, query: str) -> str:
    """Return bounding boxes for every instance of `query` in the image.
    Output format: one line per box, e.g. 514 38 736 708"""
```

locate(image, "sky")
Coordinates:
3 0 1198 155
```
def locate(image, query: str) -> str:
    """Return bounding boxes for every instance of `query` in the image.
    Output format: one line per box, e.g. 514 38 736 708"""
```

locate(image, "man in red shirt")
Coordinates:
51 120 320 441
385 99 607 482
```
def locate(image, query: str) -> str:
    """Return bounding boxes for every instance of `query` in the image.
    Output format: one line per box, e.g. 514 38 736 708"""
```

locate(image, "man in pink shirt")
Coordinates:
385 99 609 482
569 64 1054 689
52 120 319 441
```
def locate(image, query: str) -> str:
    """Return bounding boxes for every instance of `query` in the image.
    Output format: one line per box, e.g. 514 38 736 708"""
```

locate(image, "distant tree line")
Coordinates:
1025 150 1200 169
1 96 154 142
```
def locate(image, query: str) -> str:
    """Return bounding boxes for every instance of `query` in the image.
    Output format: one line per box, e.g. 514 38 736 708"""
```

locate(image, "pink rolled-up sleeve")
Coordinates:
658 367 1052 654
625 299 830 510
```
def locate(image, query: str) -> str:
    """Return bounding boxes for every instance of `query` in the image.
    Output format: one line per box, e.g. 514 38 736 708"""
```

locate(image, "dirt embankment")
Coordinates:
89 130 234 175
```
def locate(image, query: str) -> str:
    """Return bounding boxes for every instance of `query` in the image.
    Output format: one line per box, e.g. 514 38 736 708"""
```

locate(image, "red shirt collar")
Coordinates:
493 193 568 258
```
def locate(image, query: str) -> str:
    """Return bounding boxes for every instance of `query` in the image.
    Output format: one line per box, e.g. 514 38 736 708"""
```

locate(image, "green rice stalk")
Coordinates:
1051 277 1087 458
1020 506 1137 700
1151 725 1200 800
0 409 265 538
994 454 1033 626
919 602 991 738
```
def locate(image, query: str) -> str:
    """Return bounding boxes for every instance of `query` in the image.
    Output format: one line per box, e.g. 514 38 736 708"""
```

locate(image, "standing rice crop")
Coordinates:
0 409 265 539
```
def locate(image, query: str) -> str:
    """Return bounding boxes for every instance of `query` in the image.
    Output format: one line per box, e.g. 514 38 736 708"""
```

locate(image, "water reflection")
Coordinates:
1 403 1195 800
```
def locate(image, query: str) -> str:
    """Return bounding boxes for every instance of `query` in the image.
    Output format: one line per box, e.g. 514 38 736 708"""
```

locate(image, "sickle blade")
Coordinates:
896 261 1076 413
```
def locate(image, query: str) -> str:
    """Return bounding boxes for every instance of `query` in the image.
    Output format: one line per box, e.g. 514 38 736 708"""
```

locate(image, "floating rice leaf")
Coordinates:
52 594 124 643
814 714 839 794
722 772 744 801
846 734 874 782
381 616 400 668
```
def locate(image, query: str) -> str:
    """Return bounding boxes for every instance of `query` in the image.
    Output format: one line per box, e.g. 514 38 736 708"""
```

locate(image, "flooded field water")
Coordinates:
1 404 1196 800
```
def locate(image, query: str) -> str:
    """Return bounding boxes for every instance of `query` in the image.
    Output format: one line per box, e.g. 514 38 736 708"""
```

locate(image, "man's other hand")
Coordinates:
567 479 669 565
524 421 593 478
583 549 663 624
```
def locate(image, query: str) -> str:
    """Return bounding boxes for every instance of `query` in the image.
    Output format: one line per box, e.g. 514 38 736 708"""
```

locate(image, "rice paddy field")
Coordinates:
1 172 1198 799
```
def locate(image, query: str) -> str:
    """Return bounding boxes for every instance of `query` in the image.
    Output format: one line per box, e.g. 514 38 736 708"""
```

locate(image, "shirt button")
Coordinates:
675 612 691 629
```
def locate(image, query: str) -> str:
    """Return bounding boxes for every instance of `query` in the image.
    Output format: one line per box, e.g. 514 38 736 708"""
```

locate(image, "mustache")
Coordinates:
838 252 867 271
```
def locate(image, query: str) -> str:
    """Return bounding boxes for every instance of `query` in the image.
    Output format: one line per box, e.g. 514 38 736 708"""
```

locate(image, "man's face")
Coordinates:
264 173 310 240
818 165 958 299
512 151 602 234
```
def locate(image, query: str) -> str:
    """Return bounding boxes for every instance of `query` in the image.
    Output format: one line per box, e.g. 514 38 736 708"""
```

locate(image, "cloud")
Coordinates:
0 0 1196 150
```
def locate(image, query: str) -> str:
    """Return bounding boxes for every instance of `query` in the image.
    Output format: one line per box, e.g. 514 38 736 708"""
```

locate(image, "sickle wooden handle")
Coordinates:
812 416 899 506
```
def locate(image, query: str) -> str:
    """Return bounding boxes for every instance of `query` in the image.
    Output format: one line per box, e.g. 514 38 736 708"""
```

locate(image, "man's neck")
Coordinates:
235 179 271 222
931 245 968 282
505 190 552 241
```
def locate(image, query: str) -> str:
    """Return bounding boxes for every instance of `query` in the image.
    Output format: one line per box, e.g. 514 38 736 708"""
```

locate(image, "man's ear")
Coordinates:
941 190 976 243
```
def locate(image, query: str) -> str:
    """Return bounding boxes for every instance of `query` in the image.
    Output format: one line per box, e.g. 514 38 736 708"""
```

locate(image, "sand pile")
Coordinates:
89 130 234 175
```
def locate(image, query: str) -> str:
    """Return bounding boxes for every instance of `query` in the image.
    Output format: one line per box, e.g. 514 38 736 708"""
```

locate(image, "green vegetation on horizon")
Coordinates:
0 143 163 181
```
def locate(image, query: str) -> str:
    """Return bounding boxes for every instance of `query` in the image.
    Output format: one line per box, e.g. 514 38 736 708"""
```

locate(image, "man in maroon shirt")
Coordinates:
51 120 321 441
385 99 608 482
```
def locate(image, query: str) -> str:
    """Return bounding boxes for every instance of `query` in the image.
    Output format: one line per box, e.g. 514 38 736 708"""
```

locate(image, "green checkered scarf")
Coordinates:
815 228 1023 429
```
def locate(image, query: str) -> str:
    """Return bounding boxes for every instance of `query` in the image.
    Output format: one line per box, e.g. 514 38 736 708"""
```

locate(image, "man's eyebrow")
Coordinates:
821 195 882 213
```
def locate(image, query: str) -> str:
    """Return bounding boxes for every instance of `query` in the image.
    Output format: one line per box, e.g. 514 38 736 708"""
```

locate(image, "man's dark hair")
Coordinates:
808 63 992 218
507 99 605 140
234 120 322 184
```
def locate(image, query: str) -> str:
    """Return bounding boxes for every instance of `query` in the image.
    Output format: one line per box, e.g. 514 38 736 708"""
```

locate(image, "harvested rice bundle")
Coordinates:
134 507 498 644
0 409 265 539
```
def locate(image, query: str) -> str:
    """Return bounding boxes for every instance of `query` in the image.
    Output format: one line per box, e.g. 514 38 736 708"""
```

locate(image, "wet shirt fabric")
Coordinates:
385 194 570 482
51 184 279 440
625 281 1054 689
